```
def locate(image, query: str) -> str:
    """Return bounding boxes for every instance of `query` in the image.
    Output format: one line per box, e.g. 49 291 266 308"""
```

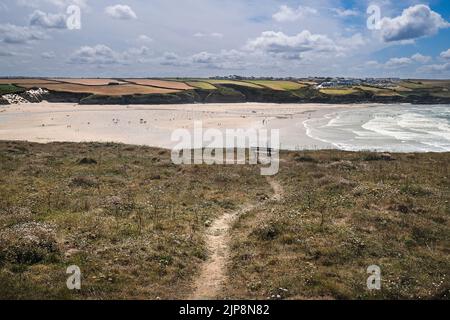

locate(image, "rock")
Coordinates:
2 94 29 104
0 96 9 105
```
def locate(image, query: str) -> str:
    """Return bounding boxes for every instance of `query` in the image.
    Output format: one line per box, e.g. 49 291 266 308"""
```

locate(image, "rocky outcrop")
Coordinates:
0 96 9 105
2 94 29 104
23 88 49 102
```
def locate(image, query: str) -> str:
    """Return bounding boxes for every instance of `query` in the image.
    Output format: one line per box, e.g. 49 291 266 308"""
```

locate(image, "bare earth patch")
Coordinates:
190 178 284 300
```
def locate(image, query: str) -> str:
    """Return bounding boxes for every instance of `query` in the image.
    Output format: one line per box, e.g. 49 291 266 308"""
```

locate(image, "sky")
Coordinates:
0 0 449 78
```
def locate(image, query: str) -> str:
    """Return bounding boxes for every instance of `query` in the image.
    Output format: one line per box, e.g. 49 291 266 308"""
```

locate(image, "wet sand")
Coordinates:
0 102 369 150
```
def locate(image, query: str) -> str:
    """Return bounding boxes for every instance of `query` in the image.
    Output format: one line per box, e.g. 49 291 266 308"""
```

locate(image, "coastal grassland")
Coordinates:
223 151 450 300
186 81 217 90
411 80 450 89
52 79 127 86
204 80 264 89
247 80 306 91
399 80 450 98
0 79 59 85
320 88 358 95
0 141 269 299
17 83 179 96
123 79 194 90
0 141 448 300
355 86 400 96
0 84 24 95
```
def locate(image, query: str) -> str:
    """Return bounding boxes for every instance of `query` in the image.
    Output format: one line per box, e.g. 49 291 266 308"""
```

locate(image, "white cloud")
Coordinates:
194 32 223 38
127 46 149 56
411 53 431 63
273 5 317 22
379 5 449 42
16 0 89 9
68 43 151 65
190 49 248 69
419 63 450 73
30 10 67 29
191 51 214 64
137 35 152 43
105 4 137 20
41 51 56 59
332 8 359 17
245 30 339 59
68 44 122 64
0 23 47 44
160 52 189 66
440 49 450 60
383 53 432 68
385 57 412 68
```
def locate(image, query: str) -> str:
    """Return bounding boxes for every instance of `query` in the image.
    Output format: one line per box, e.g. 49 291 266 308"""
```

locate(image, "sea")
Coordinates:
303 104 450 152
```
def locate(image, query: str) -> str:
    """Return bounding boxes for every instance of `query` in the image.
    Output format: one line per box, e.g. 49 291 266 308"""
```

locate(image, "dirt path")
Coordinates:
190 177 283 300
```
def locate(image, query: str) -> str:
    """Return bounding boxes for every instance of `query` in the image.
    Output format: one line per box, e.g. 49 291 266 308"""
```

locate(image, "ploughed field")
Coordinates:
0 141 448 300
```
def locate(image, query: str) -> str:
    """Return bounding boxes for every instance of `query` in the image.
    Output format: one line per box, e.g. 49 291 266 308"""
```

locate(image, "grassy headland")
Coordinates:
0 141 448 300
1 78 450 104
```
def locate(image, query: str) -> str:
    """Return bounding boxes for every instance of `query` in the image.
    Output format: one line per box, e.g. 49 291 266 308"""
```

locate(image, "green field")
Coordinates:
205 80 264 89
0 84 24 95
247 80 306 91
320 88 358 95
1 78 449 104
186 81 217 90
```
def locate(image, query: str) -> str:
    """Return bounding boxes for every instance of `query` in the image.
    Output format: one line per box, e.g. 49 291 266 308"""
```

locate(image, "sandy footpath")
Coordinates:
0 102 369 150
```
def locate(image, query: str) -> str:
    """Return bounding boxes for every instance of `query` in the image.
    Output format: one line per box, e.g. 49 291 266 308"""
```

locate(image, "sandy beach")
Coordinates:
1 102 448 152
0 102 367 150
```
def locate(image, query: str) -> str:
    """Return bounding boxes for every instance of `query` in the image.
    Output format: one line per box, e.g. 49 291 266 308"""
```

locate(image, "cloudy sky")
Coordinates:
0 0 449 78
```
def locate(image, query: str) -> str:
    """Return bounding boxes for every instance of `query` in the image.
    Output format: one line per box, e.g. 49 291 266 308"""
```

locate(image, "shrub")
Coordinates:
0 222 60 265
294 155 318 163
70 176 99 188
252 220 283 241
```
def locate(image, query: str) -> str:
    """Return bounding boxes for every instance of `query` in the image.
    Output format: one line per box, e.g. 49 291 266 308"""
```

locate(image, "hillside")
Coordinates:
1 78 450 105
0 141 448 299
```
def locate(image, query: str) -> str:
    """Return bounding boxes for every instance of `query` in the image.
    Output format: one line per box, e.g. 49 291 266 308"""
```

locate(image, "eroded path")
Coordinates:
190 177 284 300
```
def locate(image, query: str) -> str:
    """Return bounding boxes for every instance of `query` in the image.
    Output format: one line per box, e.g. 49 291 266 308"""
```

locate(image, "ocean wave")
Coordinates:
304 104 450 152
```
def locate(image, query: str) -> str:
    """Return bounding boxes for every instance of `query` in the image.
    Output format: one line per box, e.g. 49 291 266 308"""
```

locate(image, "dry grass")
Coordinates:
223 151 449 300
17 83 179 96
124 79 193 90
399 81 435 90
412 80 450 88
0 141 268 300
0 142 448 300
356 86 400 97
